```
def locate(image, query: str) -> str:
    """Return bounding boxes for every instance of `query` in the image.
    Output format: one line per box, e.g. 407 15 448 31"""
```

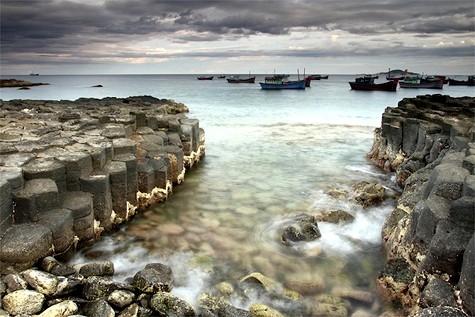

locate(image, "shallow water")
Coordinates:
2 74 474 314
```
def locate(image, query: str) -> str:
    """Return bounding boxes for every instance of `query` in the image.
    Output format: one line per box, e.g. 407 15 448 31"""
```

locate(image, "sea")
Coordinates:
1 74 474 315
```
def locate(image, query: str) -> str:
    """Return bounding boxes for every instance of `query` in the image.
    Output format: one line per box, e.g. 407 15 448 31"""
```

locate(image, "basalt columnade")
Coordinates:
0 96 205 272
367 94 474 316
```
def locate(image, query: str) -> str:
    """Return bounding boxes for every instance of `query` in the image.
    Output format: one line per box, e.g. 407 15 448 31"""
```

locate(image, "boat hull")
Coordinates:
227 77 256 83
259 80 306 90
399 80 444 89
448 78 475 86
197 76 213 80
349 80 398 91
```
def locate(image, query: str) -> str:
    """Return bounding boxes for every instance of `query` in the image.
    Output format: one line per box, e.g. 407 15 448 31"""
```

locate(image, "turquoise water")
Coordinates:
2 75 474 314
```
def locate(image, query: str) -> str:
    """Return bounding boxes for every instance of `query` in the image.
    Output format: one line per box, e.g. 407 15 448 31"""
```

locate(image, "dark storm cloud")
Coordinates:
1 0 474 68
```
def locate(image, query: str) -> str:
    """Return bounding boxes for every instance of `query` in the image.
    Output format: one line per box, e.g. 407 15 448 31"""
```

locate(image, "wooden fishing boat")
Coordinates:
349 75 398 91
197 76 213 80
259 75 306 90
448 76 474 86
226 75 256 83
217 75 226 79
399 76 444 89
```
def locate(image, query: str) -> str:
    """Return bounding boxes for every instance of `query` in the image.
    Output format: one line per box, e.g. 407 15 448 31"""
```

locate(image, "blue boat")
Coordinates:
259 75 306 90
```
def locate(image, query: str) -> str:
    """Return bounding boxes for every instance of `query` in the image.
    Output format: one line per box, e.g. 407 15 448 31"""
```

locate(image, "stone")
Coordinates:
82 299 115 317
0 224 53 266
22 269 60 296
150 292 196 316
459 234 475 315
3 273 28 292
41 256 76 276
37 300 78 317
12 178 59 222
249 303 285 317
316 210 355 224
1 289 45 315
420 277 457 308
107 289 135 308
352 181 386 207
133 263 173 293
412 306 468 317
73 260 114 277
281 214 321 245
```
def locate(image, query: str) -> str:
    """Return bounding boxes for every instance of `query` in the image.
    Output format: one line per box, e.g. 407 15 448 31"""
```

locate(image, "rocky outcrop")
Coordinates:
368 94 474 316
0 96 205 272
0 257 310 316
0 78 49 88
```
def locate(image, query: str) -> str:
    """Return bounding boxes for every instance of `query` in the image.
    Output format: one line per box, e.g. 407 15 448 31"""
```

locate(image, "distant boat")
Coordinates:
309 74 329 80
259 75 306 90
218 75 226 79
448 76 474 86
399 76 444 89
226 75 256 83
29 73 39 76
349 75 398 91
197 76 213 80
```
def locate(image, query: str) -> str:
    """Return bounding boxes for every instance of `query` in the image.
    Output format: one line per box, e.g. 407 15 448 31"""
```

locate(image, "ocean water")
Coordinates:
1 74 474 314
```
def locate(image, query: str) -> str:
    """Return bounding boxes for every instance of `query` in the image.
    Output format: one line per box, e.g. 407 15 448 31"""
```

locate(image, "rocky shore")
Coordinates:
367 94 474 316
0 94 473 316
0 96 204 273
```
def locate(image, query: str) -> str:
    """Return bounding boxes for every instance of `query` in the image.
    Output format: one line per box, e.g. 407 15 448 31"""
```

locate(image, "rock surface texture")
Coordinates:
0 96 205 272
367 94 474 316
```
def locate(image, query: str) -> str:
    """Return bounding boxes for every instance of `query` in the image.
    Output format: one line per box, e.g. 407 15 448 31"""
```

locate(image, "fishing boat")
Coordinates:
399 76 444 89
197 76 213 80
448 76 475 86
259 75 306 90
226 75 256 83
309 74 329 80
217 75 226 79
349 75 398 91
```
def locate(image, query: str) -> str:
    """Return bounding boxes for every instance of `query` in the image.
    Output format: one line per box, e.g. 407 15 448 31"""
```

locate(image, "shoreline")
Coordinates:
0 94 473 316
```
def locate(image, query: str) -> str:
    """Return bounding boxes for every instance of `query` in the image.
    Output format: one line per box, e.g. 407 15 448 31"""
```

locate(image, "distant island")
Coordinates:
0 78 49 88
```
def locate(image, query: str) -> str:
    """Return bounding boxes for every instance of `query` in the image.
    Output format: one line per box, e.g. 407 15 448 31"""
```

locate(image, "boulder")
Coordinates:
1 289 45 315
352 181 386 207
281 214 321 245
133 263 173 293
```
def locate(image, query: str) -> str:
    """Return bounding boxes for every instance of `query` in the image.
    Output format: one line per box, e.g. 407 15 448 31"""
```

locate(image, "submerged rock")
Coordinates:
281 214 321 245
352 181 387 207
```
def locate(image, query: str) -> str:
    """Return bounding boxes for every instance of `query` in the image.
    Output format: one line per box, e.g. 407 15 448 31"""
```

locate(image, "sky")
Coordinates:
1 0 474 75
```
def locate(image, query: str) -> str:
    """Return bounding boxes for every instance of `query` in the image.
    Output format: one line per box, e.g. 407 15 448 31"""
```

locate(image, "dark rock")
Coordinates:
0 224 53 269
82 299 115 317
281 214 321 245
133 263 173 293
420 278 457 308
459 234 475 315
149 292 196 317
73 260 115 277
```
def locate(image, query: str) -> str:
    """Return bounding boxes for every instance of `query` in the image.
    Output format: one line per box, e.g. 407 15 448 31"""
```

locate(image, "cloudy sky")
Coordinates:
1 0 474 75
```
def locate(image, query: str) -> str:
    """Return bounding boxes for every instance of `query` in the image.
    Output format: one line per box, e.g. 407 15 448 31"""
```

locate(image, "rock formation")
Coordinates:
367 94 474 316
0 96 205 272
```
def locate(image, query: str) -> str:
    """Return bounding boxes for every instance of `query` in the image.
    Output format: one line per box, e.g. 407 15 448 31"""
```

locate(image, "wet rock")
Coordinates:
41 256 76 276
331 287 374 304
82 276 131 300
37 300 78 317
316 210 355 224
73 260 114 277
82 299 115 317
420 277 457 308
281 214 321 245
376 258 416 308
150 292 196 316
133 263 173 293
1 289 45 315
249 303 285 317
352 181 386 207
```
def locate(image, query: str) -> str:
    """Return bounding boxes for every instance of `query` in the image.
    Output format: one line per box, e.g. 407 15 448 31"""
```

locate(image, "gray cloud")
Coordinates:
1 0 474 71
